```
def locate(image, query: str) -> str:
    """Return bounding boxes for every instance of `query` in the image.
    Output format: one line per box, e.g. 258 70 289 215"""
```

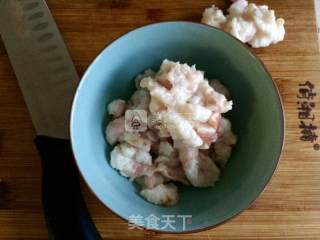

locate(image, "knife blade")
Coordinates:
0 1 101 239
0 0 77 138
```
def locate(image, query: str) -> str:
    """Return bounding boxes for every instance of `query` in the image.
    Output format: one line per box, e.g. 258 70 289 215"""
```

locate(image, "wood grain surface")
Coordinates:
1 0 320 239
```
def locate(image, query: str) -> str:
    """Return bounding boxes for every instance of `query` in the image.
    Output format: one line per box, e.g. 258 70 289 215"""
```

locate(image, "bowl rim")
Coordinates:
70 20 285 234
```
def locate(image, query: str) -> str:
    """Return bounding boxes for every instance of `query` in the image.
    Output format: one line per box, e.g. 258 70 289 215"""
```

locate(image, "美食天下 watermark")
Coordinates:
128 214 192 231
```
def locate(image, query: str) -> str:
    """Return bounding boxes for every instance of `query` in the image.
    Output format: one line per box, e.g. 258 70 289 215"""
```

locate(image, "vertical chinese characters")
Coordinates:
297 81 319 150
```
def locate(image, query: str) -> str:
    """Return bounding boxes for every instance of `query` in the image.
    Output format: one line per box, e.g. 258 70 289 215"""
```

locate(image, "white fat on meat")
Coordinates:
213 118 237 166
105 117 125 145
110 143 153 179
201 0 285 48
122 132 151 152
140 183 178 206
107 99 126 118
179 147 220 187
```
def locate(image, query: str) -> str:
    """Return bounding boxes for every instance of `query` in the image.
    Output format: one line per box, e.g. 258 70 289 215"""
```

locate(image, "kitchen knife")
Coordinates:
0 0 101 239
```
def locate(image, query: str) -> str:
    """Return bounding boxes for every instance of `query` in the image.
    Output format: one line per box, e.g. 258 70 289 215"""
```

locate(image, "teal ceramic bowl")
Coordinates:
70 22 284 233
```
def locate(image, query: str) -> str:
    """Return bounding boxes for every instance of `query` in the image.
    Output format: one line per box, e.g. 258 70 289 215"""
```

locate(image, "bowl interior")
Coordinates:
71 22 284 232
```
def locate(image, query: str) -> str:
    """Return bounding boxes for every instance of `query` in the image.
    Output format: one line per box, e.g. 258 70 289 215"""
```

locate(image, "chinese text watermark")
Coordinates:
128 214 192 231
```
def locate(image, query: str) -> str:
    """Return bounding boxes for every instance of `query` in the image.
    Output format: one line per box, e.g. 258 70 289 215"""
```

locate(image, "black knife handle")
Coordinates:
35 136 102 240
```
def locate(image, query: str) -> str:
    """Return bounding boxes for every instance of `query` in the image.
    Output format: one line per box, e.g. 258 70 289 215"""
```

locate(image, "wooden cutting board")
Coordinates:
1 0 320 239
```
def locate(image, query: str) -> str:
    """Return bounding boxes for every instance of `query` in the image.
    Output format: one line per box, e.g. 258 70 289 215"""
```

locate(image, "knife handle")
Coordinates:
35 136 102 240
